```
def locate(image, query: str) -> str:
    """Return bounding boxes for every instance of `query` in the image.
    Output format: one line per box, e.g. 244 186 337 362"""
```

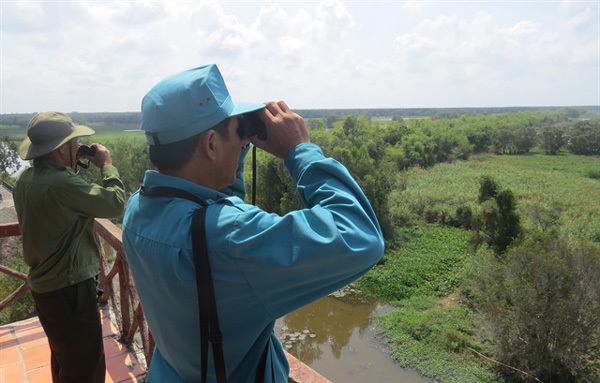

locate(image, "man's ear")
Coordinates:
56 141 71 157
50 140 74 167
199 129 218 161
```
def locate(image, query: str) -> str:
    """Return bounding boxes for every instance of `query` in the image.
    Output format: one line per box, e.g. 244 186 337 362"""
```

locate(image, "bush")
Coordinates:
0 245 35 326
587 170 600 180
567 121 600 155
470 176 521 255
454 204 473 229
0 136 20 177
539 126 566 155
464 232 600 382
79 137 153 194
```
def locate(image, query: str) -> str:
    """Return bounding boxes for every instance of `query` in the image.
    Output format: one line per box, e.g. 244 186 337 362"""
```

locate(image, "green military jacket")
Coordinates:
14 158 125 293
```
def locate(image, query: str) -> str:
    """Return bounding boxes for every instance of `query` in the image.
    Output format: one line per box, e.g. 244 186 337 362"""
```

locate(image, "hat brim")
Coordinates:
230 102 266 118
19 124 95 160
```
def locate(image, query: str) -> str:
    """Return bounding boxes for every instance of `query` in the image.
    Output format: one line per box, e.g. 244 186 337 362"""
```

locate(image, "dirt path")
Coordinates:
0 183 17 224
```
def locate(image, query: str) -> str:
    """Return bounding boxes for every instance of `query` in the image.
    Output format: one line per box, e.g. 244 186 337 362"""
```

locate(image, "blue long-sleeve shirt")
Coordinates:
122 143 384 382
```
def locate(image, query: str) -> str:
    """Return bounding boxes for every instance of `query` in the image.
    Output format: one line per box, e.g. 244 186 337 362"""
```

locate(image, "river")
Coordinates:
275 287 433 382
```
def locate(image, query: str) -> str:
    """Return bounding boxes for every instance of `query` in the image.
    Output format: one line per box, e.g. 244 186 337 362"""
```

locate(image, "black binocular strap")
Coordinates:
139 187 227 382
191 207 227 383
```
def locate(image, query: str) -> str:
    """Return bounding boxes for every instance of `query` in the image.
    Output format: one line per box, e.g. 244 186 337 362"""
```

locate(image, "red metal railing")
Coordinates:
0 223 27 312
0 220 155 365
94 218 155 365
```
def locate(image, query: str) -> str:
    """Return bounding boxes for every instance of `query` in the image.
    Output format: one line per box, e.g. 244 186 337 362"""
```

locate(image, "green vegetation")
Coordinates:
0 243 35 326
358 226 471 303
379 296 503 383
468 175 522 255
357 155 599 382
78 136 152 195
81 129 145 143
464 231 600 382
388 153 600 243
0 136 19 180
1 107 599 381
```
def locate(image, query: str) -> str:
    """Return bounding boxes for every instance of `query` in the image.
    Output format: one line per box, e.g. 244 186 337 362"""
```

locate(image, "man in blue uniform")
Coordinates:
122 64 384 382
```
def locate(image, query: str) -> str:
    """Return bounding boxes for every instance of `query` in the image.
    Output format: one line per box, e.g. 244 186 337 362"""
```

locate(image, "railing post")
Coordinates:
0 222 21 237
0 263 28 312
0 283 29 312
117 251 131 342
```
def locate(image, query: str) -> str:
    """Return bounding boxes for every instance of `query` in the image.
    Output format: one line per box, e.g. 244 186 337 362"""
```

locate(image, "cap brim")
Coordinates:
230 102 265 117
19 124 95 160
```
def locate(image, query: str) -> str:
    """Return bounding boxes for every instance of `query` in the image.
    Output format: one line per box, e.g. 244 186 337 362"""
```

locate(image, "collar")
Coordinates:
142 170 226 205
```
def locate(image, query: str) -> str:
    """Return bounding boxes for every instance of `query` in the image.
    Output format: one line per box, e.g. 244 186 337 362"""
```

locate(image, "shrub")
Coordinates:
539 126 566 155
587 170 600 180
0 249 35 326
470 176 521 255
465 232 600 382
457 204 473 229
567 121 600 155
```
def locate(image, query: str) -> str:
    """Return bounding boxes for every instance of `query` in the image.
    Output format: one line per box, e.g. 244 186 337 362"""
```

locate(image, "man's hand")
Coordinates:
84 144 113 168
250 101 310 159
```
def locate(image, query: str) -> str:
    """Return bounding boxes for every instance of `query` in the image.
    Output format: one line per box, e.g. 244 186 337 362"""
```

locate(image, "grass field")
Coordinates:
79 129 146 144
0 122 144 143
389 151 600 242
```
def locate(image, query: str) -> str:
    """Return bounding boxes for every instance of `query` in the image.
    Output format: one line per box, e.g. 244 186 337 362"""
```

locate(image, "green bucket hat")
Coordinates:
19 111 95 160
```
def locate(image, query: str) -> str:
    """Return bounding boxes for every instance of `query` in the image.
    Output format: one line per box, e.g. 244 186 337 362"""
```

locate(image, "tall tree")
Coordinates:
567 121 600 155
470 176 521 255
540 126 566 155
0 136 20 179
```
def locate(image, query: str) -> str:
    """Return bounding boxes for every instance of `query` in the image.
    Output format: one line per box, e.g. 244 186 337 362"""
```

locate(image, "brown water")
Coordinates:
275 288 433 382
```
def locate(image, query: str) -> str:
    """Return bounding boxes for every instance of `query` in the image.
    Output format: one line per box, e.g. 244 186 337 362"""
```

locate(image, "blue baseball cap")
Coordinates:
141 64 265 145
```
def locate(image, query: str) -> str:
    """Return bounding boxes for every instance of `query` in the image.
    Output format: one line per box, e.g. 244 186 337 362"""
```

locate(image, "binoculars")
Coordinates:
77 144 96 157
237 112 267 140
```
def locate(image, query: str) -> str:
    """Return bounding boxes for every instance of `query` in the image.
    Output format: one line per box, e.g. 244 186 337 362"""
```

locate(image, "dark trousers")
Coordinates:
32 278 106 383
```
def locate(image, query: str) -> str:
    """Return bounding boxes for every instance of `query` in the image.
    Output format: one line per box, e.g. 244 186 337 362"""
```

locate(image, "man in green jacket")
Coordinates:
13 111 125 383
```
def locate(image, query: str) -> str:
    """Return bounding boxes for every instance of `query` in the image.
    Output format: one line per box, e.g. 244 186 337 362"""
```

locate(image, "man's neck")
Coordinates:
159 166 218 190
42 150 72 169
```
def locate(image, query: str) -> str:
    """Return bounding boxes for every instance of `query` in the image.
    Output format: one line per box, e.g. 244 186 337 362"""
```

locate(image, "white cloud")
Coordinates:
402 0 434 14
390 5 598 106
0 1 597 112
315 0 356 40
560 0 593 14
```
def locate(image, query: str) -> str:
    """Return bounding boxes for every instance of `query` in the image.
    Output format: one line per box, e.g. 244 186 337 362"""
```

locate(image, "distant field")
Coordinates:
390 151 600 242
0 122 145 144
85 130 146 144
0 125 26 141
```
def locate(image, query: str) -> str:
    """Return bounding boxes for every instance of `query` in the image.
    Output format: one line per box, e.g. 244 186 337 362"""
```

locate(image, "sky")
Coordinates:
1 0 598 113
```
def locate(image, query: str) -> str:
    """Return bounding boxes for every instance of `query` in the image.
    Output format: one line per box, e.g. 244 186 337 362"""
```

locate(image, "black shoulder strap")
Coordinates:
140 186 226 382
192 209 226 383
140 186 208 207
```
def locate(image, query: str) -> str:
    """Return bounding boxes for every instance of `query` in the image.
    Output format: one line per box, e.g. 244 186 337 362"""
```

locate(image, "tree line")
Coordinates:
1 105 594 130
0 112 142 129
